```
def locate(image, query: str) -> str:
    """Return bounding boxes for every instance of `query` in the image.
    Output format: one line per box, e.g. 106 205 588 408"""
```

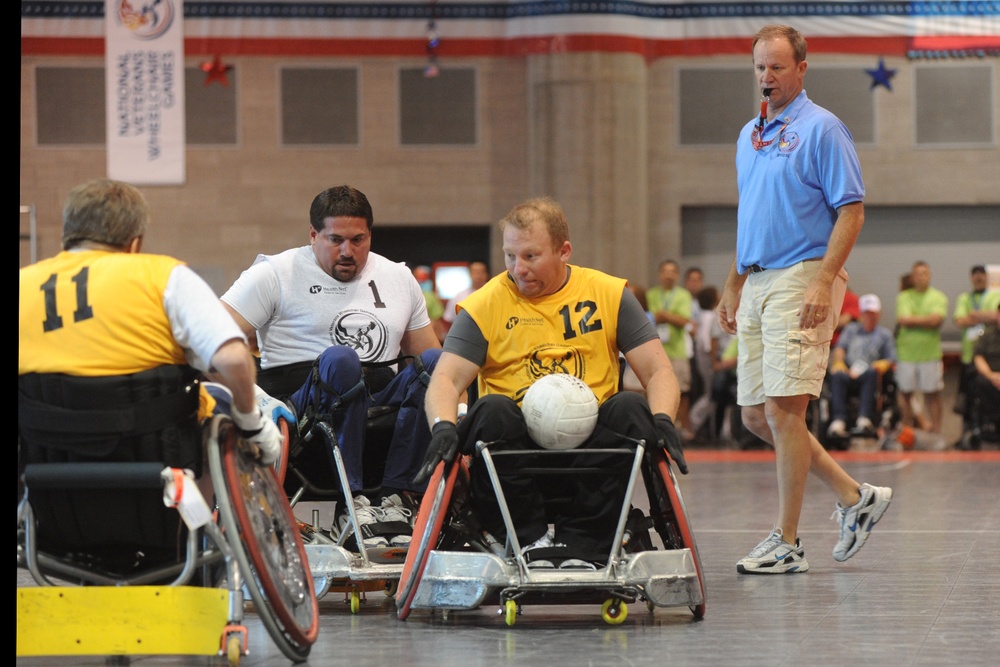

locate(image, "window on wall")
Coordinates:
399 67 477 145
677 66 877 146
281 68 359 145
36 67 106 145
678 68 750 145
806 67 875 145
185 66 238 145
915 64 994 146
35 66 236 145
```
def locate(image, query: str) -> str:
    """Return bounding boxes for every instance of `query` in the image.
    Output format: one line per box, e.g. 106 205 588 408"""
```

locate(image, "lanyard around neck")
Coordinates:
751 118 790 151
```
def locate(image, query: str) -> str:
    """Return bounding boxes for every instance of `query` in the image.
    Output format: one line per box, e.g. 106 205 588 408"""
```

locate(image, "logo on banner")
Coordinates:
115 0 176 40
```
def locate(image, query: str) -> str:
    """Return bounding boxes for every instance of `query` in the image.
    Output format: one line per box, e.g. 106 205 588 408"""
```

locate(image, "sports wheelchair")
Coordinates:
957 372 1000 450
16 369 318 664
395 432 706 626
262 355 431 611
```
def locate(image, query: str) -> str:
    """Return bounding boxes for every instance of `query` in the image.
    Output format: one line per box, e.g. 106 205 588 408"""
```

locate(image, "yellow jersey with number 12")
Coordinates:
459 265 625 405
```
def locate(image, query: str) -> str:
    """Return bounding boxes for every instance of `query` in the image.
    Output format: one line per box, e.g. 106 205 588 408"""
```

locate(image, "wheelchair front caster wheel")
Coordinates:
502 599 518 626
226 634 242 666
601 598 628 625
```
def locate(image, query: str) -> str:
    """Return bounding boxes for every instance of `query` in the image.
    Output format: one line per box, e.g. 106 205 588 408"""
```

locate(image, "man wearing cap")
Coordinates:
952 265 1000 436
827 294 897 438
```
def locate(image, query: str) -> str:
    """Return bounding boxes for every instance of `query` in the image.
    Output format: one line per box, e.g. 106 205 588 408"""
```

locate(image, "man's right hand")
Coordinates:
414 421 459 484
717 289 740 336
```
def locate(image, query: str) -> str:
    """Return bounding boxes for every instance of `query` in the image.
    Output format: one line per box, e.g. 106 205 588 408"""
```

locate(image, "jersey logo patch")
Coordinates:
330 309 388 362
513 344 587 402
779 132 800 153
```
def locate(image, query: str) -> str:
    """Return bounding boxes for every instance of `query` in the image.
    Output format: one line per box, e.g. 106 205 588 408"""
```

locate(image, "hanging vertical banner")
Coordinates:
105 0 185 184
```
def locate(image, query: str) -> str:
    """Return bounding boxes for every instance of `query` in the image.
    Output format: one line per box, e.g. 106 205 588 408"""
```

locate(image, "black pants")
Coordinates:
460 392 659 556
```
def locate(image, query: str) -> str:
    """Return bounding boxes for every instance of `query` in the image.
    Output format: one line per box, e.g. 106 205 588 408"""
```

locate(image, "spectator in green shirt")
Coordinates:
895 261 949 433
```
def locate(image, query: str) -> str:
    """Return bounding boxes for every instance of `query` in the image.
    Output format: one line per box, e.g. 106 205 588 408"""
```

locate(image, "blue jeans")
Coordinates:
288 346 441 493
828 368 878 422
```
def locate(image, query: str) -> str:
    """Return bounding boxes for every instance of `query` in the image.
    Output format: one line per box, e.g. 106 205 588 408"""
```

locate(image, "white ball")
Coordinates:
521 374 599 450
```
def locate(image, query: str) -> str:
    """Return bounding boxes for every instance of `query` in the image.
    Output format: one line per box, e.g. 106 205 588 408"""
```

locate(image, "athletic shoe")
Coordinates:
559 559 598 570
831 483 893 562
522 530 557 568
379 494 414 547
335 495 388 549
827 419 848 438
736 528 809 574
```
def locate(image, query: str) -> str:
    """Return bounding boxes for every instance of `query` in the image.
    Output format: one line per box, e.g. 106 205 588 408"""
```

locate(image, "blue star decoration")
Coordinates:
865 57 897 92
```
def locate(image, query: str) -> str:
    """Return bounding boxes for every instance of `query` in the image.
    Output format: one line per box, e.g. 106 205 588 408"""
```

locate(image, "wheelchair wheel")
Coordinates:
645 449 706 619
208 416 319 662
396 457 466 620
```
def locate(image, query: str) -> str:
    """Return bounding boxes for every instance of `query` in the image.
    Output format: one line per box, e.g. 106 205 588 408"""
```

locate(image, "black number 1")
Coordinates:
40 267 94 332
368 280 386 308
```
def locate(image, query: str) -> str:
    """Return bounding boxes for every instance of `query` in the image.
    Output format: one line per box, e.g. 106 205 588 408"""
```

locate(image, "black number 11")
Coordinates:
41 267 94 332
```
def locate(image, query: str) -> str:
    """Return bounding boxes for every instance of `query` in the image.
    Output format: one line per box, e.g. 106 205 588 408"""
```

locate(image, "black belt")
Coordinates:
748 264 767 273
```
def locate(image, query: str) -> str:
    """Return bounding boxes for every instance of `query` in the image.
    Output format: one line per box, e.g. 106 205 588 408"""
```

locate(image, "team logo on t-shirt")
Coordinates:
330 310 388 361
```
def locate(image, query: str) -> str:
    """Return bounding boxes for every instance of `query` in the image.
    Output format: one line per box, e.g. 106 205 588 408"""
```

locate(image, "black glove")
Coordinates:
654 413 688 475
414 421 460 484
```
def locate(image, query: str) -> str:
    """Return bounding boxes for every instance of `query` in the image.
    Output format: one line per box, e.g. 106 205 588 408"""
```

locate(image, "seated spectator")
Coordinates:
827 294 896 438
963 304 1000 447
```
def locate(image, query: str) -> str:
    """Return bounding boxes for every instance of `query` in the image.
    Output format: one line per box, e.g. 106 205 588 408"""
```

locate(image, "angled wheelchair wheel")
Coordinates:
207 416 319 662
396 457 466 620
645 449 706 619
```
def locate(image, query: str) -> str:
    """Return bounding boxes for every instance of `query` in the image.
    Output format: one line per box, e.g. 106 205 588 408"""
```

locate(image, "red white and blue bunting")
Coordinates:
23 1 1000 59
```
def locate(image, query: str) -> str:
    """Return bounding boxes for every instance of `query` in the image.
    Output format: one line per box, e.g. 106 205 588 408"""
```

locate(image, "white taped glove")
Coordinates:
231 405 283 465
254 385 296 426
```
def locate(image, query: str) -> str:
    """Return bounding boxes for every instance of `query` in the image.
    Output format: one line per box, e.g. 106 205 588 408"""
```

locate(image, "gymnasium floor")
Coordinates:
17 446 1000 667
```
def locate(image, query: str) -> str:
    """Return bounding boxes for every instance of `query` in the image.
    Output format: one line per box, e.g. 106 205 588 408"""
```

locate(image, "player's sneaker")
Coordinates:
831 483 893 561
736 527 809 574
522 529 557 568
379 494 415 547
335 495 388 549
827 419 848 438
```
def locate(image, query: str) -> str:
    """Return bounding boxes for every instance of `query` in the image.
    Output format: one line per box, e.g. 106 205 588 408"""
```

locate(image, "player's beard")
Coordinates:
331 259 358 282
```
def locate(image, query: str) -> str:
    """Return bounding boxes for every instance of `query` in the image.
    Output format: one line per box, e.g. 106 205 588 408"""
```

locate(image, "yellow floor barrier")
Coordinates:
17 585 235 658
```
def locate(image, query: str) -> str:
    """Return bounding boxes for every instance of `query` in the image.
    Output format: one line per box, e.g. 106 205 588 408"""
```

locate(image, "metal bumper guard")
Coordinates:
304 543 405 582
408 549 703 610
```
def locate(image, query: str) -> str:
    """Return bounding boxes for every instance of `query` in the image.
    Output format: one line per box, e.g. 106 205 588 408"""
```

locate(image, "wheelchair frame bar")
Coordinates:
22 462 166 489
474 438 648 579
18 485 234 591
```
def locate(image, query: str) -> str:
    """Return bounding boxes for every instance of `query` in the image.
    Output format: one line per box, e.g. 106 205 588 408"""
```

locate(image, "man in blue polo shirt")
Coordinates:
717 24 892 574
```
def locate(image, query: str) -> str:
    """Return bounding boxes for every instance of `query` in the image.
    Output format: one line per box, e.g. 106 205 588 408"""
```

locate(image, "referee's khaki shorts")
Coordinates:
736 260 847 406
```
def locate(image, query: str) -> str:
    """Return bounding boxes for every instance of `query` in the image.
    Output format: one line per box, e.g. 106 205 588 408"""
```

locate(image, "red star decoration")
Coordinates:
201 55 233 87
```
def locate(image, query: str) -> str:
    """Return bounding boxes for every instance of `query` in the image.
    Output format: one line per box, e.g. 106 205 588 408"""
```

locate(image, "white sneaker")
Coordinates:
335 495 388 549
832 483 893 561
379 494 414 547
827 419 848 438
736 527 808 574
853 416 876 436
522 529 557 568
